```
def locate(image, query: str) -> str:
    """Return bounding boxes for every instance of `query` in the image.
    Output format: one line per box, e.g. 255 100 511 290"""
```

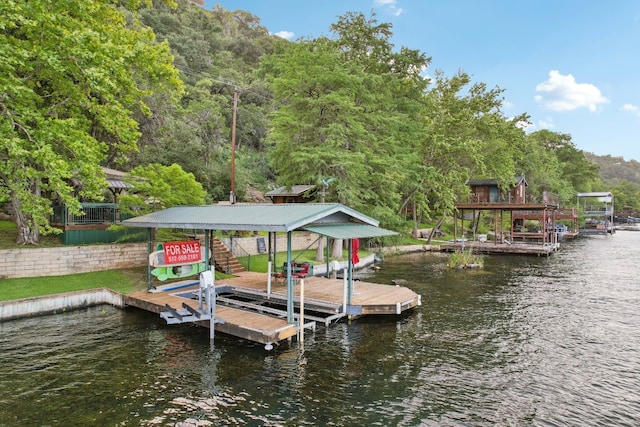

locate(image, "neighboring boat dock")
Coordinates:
439 240 560 256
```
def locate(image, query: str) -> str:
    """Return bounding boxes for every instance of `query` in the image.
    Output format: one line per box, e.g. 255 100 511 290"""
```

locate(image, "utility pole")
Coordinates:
230 88 238 204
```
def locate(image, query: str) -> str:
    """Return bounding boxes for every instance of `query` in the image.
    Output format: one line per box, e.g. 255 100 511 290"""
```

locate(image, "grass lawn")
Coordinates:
0 267 150 302
0 220 64 249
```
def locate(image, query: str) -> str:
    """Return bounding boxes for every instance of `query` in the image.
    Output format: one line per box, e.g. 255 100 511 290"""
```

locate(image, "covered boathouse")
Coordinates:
121 203 421 350
445 176 567 256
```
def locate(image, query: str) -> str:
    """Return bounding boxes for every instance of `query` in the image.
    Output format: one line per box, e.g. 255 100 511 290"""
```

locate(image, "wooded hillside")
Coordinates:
2 0 638 244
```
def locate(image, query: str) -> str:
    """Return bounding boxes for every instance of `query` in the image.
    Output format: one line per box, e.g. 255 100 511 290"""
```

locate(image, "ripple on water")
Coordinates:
2 234 640 426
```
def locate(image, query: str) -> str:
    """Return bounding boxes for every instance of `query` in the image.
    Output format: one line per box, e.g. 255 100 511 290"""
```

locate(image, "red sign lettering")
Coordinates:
163 241 202 265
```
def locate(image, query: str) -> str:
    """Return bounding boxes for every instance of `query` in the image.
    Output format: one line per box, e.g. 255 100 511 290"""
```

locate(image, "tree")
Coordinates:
0 0 183 244
402 70 526 234
119 163 206 215
524 130 601 203
260 12 428 224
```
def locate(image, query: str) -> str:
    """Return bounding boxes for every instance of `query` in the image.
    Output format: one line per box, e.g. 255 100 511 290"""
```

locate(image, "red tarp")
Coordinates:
351 238 360 265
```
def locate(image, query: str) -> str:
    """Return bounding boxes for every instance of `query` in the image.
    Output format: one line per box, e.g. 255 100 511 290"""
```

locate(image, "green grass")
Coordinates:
0 220 64 249
0 267 150 302
240 249 371 273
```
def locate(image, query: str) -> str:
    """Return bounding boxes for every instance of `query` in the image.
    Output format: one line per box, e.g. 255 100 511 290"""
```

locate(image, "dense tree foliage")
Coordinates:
260 13 430 228
133 0 276 202
584 153 640 212
0 0 183 243
119 163 206 215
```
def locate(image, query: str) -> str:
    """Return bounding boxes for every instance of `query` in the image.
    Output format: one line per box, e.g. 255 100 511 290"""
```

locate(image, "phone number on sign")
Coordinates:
167 253 200 263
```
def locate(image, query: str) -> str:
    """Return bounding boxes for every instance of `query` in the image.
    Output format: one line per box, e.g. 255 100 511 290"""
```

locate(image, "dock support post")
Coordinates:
200 270 215 342
286 231 294 323
267 261 272 295
342 269 348 313
298 278 304 345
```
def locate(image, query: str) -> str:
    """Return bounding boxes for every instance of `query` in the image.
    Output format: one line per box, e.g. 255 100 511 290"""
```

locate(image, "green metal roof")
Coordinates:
304 224 398 239
121 203 384 233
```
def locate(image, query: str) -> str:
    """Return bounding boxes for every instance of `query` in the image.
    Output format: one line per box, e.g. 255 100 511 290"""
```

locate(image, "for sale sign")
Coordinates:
163 241 202 265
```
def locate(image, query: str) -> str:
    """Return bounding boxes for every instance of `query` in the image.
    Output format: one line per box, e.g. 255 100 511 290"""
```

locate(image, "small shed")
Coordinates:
466 178 501 203
466 175 528 204
265 185 316 204
510 174 528 204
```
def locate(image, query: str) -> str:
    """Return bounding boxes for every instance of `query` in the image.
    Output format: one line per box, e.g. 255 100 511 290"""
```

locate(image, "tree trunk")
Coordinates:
331 238 343 259
412 199 418 239
426 214 445 244
315 236 325 262
11 197 40 245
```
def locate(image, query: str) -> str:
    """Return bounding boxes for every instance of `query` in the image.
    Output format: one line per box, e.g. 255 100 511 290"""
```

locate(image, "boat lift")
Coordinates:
160 270 224 340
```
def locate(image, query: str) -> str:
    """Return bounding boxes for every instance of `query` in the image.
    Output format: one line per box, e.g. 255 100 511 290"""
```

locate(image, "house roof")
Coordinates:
514 174 528 187
265 185 316 197
466 178 500 187
102 167 134 190
122 203 395 237
466 175 529 188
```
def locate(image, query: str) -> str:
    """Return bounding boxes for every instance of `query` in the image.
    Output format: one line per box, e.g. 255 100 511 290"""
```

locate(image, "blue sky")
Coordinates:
206 1 640 161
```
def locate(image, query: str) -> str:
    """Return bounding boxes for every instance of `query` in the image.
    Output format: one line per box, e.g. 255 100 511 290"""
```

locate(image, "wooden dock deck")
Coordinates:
440 241 560 256
124 271 421 347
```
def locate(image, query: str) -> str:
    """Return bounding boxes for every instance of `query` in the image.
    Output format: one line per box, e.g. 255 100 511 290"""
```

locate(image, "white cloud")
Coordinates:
373 0 404 16
273 30 294 40
622 103 640 117
538 118 555 129
534 70 609 112
515 119 532 130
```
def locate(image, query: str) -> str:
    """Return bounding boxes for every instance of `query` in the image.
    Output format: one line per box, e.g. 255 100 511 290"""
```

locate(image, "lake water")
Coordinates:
1 232 639 426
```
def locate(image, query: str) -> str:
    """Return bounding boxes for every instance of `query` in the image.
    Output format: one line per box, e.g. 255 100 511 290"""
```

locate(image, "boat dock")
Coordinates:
124 271 421 348
440 241 560 256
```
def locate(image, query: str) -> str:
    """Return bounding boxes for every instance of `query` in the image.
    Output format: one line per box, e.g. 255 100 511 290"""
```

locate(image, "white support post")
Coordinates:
200 270 215 341
267 261 272 295
342 269 348 314
208 283 215 341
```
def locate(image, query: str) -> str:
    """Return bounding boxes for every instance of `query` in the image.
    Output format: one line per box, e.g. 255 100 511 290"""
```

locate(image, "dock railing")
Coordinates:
226 238 252 271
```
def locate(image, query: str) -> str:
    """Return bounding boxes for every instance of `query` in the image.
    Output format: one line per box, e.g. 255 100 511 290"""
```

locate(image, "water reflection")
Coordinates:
1 233 640 425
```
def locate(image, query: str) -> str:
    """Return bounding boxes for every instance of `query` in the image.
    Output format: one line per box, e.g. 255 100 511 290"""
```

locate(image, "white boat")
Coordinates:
615 223 640 231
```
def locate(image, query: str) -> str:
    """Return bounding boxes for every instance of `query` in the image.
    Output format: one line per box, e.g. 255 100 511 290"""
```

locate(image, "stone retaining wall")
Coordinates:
0 243 148 279
0 234 321 280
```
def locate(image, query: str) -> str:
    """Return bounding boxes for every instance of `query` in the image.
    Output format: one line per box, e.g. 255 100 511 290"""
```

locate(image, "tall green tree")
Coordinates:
131 0 278 203
525 130 601 202
0 0 183 244
260 12 429 227
406 70 526 233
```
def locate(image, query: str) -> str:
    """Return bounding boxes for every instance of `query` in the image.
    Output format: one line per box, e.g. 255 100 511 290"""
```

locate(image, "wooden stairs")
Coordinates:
212 237 246 275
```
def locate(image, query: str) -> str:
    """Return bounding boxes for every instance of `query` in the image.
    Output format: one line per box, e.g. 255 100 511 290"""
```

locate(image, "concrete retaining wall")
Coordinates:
0 288 125 321
0 235 427 280
220 232 320 256
0 243 148 279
